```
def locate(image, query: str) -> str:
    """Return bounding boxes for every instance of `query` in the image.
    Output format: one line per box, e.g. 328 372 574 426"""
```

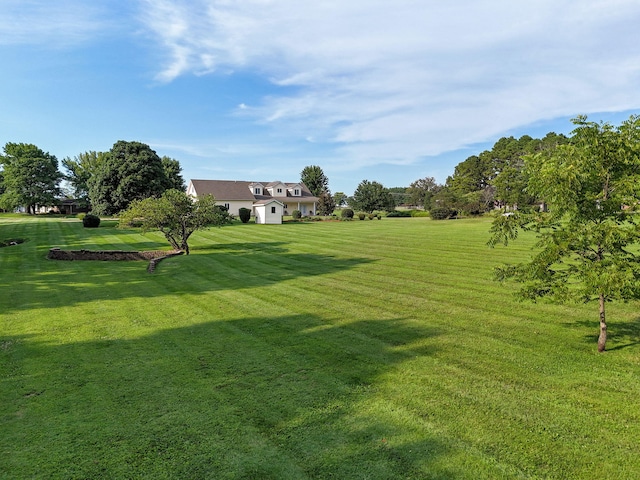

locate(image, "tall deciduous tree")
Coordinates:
351 180 395 213
333 192 347 207
488 115 640 352
119 189 231 255
300 165 329 197
407 176 441 209
62 151 108 206
0 143 62 214
161 156 186 191
88 141 170 215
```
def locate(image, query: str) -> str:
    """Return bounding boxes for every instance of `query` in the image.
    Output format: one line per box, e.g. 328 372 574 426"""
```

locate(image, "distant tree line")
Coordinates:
0 140 185 215
397 132 571 216
305 133 573 217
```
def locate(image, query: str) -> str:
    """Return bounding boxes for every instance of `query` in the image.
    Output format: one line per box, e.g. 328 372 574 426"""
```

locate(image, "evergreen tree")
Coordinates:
300 165 329 197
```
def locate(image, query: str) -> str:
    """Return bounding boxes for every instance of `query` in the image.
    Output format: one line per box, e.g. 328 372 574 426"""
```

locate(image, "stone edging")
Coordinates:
47 248 184 273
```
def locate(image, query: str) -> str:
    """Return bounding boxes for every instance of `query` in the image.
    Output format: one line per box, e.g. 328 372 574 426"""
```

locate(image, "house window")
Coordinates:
277 188 282 193
271 206 276 214
283 204 288 209
254 188 261 194
294 189 300 196
224 203 230 209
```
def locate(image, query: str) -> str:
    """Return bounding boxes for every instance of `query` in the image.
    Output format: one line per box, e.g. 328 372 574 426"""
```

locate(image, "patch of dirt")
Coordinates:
0 238 26 248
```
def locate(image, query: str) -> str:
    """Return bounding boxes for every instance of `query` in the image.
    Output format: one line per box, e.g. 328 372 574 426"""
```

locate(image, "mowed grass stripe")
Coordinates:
2 215 640 478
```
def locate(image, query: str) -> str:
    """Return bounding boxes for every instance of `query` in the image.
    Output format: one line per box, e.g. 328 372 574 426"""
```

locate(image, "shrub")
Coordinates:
368 213 375 220
429 207 454 220
238 207 251 224
292 210 302 220
358 213 366 220
82 214 101 228
411 211 430 217
341 208 354 219
77 213 86 221
386 210 412 217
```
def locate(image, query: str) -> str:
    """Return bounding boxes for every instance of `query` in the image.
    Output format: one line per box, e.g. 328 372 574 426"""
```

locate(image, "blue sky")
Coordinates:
1 0 639 195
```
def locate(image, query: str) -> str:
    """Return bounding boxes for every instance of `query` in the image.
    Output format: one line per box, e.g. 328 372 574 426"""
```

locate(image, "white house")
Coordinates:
186 179 319 224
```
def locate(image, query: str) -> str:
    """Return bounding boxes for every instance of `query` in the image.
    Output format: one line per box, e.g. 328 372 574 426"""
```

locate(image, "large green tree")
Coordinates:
489 115 640 352
0 143 62 214
333 191 347 207
119 189 231 255
350 180 395 213
447 154 492 195
161 156 186 191
62 151 108 207
300 165 329 197
407 176 441 209
88 141 170 215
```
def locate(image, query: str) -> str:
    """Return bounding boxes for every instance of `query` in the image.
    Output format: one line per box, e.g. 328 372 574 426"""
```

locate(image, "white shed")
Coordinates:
254 199 284 224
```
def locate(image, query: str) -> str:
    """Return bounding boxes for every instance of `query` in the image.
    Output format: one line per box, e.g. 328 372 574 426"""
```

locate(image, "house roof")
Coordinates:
189 179 319 202
189 180 255 200
253 198 285 206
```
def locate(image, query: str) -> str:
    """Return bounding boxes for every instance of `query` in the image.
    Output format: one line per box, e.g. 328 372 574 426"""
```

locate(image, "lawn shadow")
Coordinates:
191 241 289 253
565 317 640 351
1 314 456 478
0 240 373 313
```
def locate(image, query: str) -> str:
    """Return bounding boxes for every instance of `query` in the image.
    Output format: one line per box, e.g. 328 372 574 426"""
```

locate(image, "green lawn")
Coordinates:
1 215 639 479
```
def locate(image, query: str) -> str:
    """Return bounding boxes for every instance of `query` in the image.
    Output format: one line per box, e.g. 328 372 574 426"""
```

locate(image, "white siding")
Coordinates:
255 202 283 224
223 200 254 216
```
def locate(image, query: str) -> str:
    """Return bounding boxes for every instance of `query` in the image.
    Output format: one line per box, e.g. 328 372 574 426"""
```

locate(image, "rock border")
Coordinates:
47 248 184 273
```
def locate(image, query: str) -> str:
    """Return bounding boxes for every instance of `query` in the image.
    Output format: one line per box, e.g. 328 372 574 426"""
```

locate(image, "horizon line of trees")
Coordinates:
0 128 597 218
325 132 572 216
376 131 571 216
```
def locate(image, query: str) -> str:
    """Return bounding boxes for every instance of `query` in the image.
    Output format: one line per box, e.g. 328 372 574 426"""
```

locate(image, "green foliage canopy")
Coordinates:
119 189 231 254
489 115 640 352
407 176 442 209
333 191 347 207
300 165 329 197
0 142 62 214
62 151 107 206
350 180 395 213
161 156 186 191
88 141 170 216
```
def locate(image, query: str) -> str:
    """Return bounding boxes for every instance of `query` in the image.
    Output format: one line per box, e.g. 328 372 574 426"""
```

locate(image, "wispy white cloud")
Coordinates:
140 0 640 168
0 0 117 46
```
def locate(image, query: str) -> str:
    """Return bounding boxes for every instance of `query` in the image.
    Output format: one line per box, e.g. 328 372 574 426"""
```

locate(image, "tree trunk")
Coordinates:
597 293 607 352
181 231 191 255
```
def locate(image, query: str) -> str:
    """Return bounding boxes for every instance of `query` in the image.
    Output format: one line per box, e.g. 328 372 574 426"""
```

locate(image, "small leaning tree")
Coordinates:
119 189 231 255
488 115 640 352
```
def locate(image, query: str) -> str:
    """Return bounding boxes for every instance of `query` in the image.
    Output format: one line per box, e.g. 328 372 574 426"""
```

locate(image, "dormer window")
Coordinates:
277 188 282 194
254 187 262 195
294 188 300 196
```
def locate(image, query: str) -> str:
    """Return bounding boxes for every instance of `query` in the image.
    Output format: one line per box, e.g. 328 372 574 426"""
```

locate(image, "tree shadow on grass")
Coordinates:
565 317 640 351
191 241 289 253
0 314 468 479
0 241 372 313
